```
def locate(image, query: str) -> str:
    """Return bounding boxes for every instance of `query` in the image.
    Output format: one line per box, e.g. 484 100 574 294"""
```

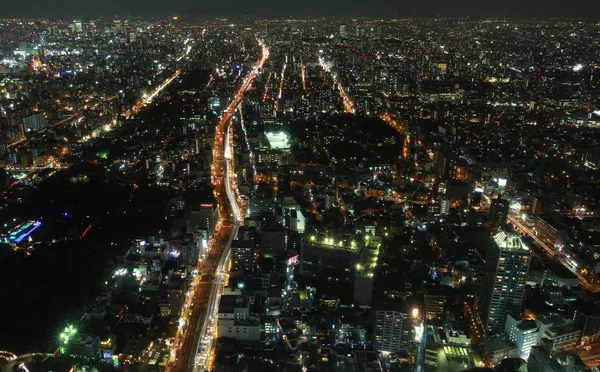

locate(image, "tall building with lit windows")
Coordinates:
231 239 254 272
373 300 414 353
478 231 531 335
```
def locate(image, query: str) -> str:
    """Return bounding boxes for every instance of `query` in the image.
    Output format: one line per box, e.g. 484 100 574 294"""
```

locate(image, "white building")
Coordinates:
373 301 413 353
217 295 261 341
505 314 539 360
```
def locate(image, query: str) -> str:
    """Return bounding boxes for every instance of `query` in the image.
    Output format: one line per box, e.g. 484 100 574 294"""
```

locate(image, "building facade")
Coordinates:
478 231 531 335
373 302 413 353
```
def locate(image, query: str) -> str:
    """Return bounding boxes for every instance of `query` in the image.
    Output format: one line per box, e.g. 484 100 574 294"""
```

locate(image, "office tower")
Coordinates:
471 187 483 206
373 300 414 353
440 197 450 215
22 112 46 132
190 203 218 232
354 238 381 306
231 239 254 272
531 197 542 217
490 198 510 224
478 231 531 335
424 284 447 321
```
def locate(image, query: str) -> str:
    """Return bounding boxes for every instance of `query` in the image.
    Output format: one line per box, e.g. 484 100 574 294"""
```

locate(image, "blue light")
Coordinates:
13 221 42 243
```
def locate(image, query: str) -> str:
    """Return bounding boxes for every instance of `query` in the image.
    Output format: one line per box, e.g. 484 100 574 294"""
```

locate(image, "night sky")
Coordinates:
2 0 599 19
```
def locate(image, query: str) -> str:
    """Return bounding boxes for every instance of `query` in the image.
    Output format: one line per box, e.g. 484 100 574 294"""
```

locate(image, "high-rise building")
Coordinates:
440 197 450 215
535 217 567 250
22 112 46 133
373 300 415 353
231 239 254 272
531 197 543 217
490 198 510 224
339 24 347 38
353 238 381 306
190 203 218 233
424 285 447 321
478 231 531 335
260 227 286 257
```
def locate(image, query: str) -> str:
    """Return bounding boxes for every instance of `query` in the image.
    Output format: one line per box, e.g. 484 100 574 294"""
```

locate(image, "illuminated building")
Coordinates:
373 300 414 353
231 239 253 272
63 333 101 359
583 149 600 170
167 289 184 318
339 24 347 38
440 197 450 215
478 231 531 335
217 295 261 341
99 335 116 359
285 254 299 296
424 285 446 321
531 197 543 217
190 203 218 233
264 131 291 150
535 217 567 250
257 148 288 164
21 112 45 133
471 187 483 206
300 235 362 277
288 209 305 233
489 198 510 224
505 314 539 360
354 238 381 306
248 194 275 218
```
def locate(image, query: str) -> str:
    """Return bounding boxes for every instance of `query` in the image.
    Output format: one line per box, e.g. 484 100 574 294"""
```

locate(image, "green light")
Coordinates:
60 325 77 345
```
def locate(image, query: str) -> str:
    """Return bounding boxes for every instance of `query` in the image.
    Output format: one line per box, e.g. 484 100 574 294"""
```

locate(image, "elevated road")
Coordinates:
169 39 268 372
508 215 598 293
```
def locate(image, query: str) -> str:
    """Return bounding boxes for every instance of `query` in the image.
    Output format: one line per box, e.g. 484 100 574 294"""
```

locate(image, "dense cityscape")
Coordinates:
0 15 598 372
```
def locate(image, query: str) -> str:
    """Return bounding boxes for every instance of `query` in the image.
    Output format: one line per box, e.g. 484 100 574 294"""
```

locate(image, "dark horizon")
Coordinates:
2 0 600 21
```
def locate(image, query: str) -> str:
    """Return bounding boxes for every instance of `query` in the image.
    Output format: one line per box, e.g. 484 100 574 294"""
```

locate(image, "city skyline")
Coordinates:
3 0 600 19
0 14 599 372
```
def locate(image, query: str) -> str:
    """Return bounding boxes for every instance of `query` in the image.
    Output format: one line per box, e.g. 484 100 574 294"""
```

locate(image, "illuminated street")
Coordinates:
317 53 355 114
2 15 600 372
508 214 599 293
167 39 268 372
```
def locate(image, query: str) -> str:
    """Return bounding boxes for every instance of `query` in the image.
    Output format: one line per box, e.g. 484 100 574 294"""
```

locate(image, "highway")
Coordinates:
274 55 287 114
193 234 235 372
168 39 268 372
508 215 599 293
317 53 355 114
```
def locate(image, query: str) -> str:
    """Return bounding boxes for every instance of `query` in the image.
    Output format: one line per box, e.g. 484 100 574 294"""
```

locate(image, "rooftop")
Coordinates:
493 231 527 251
